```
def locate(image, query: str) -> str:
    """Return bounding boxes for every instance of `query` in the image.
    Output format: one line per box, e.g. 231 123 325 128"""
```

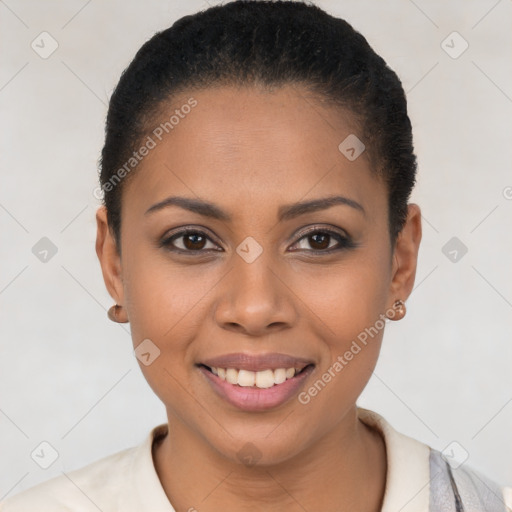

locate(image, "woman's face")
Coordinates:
96 85 421 465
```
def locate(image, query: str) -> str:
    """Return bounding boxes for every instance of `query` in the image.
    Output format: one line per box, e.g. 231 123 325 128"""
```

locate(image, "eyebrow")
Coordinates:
145 195 365 221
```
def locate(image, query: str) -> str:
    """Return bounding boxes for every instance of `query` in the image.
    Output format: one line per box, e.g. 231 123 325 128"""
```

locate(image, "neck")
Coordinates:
153 406 387 512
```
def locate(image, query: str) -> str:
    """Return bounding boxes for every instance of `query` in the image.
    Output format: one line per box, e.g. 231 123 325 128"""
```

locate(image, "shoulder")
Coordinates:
0 446 137 512
429 447 512 512
0 424 171 512
357 407 512 512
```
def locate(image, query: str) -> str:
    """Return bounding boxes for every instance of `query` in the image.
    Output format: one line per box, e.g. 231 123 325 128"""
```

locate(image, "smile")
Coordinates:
197 353 315 411
203 365 311 389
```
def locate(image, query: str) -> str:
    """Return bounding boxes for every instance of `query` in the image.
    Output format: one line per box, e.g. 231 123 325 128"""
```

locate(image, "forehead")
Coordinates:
122 85 386 222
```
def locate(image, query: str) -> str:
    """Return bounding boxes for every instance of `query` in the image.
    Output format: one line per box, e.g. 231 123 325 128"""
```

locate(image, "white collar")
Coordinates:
358 407 431 512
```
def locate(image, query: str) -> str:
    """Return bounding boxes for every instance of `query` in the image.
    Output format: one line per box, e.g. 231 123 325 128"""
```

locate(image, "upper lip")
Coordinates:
200 353 315 372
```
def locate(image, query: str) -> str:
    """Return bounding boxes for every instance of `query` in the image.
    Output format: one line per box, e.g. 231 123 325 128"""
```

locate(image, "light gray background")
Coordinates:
1 0 511 499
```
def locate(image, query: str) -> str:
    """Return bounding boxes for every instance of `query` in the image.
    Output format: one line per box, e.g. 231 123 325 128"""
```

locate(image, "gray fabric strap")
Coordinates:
429 448 507 512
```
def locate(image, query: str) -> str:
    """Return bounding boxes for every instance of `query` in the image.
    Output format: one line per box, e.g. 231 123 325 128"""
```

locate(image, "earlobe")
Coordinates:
95 206 124 306
388 203 422 307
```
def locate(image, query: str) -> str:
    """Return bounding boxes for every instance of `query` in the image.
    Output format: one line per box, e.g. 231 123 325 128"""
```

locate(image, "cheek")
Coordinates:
121 245 224 403
124 243 214 342
291 248 391 348
290 249 390 415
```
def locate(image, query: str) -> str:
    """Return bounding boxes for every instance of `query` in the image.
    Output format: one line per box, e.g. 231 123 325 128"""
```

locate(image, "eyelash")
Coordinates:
159 226 356 256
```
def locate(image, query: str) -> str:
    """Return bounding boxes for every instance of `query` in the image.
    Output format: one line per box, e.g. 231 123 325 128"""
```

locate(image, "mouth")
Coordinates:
199 364 314 389
196 353 315 411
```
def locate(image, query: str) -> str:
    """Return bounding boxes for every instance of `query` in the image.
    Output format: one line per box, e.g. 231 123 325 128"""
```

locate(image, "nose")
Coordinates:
213 252 298 337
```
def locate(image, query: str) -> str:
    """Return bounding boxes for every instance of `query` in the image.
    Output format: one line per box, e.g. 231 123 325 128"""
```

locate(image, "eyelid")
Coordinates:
293 224 349 240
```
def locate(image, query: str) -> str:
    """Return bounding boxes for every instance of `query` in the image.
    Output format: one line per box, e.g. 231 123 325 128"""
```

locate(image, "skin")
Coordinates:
96 85 422 512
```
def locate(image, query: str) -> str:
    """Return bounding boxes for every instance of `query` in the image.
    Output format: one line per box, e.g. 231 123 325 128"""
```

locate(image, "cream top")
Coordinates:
1 408 510 511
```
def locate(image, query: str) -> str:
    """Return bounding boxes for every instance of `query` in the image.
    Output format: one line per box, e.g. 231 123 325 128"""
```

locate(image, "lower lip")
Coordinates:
199 365 314 412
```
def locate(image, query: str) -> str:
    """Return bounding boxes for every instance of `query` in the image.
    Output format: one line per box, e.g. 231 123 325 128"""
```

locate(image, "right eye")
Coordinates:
160 228 222 254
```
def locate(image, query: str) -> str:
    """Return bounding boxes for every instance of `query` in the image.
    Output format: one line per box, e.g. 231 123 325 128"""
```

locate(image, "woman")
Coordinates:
2 1 510 511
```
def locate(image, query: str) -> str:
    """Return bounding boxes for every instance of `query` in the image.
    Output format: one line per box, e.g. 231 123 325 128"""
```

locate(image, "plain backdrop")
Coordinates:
1 0 511 499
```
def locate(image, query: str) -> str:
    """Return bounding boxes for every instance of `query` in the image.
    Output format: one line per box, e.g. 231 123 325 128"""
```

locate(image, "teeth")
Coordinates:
255 369 274 389
225 368 238 385
238 369 255 387
274 368 287 384
209 366 303 388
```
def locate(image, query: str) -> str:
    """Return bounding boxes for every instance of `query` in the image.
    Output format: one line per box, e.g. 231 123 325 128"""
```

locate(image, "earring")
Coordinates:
107 304 129 323
387 299 406 321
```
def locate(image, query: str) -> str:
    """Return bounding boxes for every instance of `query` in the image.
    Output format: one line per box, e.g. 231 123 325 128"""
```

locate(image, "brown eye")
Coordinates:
291 227 355 254
161 229 220 253
183 232 207 250
308 232 331 250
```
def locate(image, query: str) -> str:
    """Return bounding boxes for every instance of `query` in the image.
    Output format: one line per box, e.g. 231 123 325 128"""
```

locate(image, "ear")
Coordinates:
95 206 124 305
388 203 422 306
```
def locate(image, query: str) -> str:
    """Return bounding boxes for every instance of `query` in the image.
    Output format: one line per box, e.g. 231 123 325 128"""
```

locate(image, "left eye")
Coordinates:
291 229 349 252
